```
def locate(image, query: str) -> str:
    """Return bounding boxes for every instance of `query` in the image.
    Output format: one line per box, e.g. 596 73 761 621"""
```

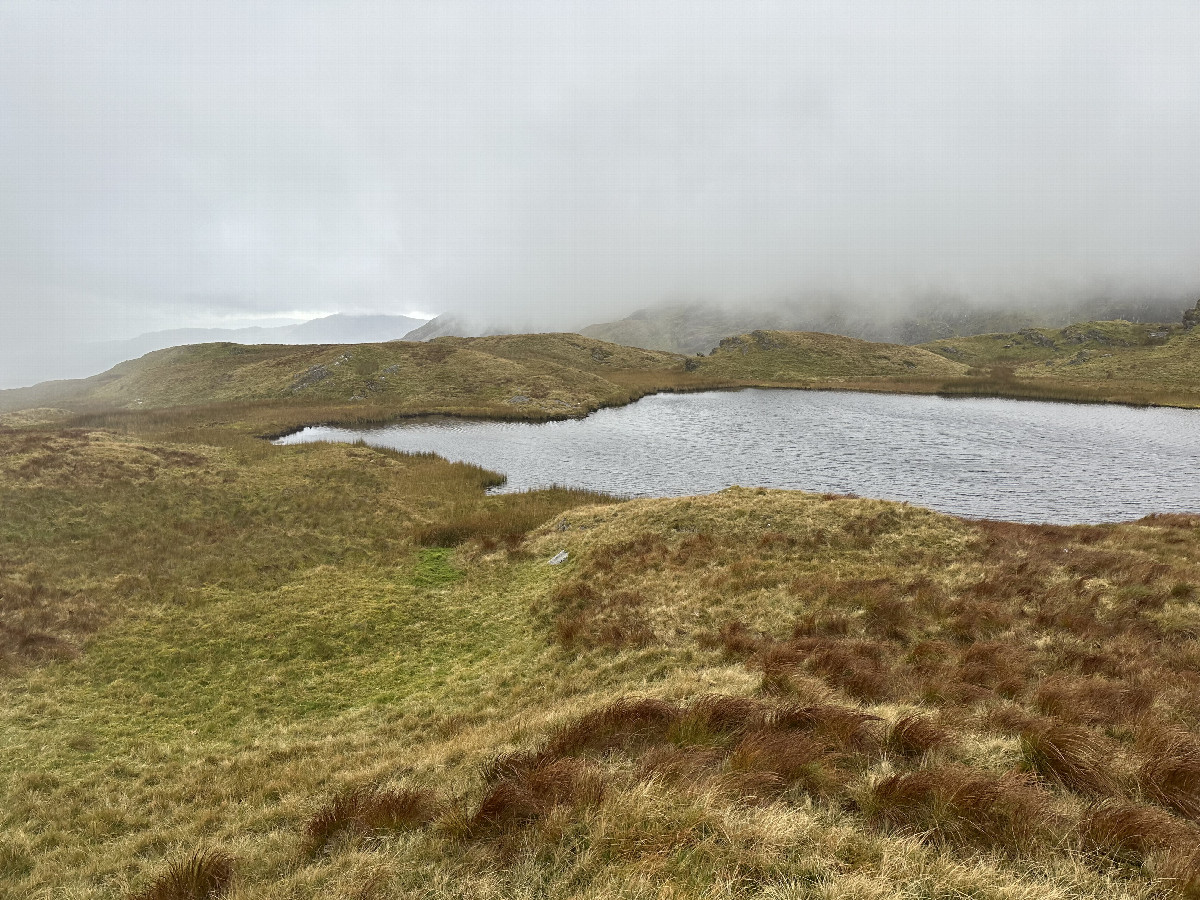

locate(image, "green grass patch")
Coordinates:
412 548 463 588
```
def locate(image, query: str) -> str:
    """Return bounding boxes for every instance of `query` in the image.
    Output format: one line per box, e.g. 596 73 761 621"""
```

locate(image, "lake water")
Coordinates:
274 389 1200 524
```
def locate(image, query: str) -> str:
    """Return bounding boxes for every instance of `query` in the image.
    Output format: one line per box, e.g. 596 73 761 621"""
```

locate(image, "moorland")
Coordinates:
1 316 1199 898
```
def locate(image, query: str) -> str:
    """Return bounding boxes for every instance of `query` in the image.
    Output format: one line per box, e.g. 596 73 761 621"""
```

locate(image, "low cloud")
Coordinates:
2 0 1199 370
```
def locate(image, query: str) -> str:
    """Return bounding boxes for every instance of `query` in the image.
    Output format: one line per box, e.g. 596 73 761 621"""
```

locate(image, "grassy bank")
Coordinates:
922 321 1200 407
2 413 1200 898
1 321 1199 897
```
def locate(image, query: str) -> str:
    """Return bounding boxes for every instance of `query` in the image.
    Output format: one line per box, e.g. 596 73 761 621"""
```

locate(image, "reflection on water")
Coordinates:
275 389 1200 524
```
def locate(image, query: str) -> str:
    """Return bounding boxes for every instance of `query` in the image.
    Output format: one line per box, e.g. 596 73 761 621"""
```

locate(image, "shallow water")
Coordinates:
275 389 1200 524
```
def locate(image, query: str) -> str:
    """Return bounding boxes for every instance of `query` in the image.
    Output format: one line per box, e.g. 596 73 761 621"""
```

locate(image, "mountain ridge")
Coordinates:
580 298 1194 355
0 313 426 390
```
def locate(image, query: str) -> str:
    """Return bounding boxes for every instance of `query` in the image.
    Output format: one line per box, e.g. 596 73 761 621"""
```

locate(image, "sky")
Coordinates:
2 0 1199 366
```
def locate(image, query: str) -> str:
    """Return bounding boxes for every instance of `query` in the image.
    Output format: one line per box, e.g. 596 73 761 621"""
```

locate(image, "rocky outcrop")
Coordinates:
1018 329 1057 348
290 364 330 392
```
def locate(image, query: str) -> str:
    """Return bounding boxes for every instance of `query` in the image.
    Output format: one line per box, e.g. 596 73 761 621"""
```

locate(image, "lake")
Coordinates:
274 389 1200 524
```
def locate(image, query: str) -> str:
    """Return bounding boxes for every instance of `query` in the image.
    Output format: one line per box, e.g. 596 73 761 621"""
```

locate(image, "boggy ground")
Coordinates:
2 415 1200 899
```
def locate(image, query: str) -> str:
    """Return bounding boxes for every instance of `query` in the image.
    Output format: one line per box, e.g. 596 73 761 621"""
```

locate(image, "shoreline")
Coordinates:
258 375 1200 442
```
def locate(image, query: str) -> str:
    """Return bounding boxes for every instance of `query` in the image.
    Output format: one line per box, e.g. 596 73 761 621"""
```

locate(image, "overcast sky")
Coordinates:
2 0 1199 359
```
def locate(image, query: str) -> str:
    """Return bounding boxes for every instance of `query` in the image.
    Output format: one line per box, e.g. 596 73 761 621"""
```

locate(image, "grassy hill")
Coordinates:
692 330 967 382
581 299 1195 355
1 318 1199 896
921 322 1200 407
921 320 1176 369
0 334 701 433
3 419 1200 898
3 322 1198 442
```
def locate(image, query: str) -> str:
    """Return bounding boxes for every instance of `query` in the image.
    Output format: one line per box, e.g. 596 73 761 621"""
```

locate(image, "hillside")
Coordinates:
1039 327 1200 391
692 330 967 382
921 320 1178 369
0 314 426 391
921 321 1200 405
3 419 1200 898
124 313 426 348
0 329 972 430
401 313 504 342
3 321 1198 440
580 302 769 355
0 334 695 430
581 298 1194 355
0 320 1198 897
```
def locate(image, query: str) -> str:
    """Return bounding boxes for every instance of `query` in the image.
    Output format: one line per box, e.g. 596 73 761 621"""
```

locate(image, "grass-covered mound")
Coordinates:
691 330 967 383
3 417 1200 898
923 321 1200 407
0 333 701 428
6 318 1199 443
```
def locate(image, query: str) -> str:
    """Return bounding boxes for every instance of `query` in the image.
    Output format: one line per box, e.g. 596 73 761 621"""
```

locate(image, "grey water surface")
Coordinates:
274 389 1200 524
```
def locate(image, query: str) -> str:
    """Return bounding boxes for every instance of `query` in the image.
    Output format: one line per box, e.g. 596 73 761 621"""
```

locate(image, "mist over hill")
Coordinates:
402 313 512 342
6 2 1200 370
0 314 424 390
580 296 1195 355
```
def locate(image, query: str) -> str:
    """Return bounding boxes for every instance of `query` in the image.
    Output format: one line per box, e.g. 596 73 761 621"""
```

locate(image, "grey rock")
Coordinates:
1018 329 1057 349
290 364 330 392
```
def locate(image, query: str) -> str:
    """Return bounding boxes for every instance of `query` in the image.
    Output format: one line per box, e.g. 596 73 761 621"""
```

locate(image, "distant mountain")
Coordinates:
111 313 427 353
1 314 426 390
581 298 1193 355
402 313 518 341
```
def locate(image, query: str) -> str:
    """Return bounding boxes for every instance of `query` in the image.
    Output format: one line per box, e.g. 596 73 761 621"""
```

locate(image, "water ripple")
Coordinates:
275 389 1200 524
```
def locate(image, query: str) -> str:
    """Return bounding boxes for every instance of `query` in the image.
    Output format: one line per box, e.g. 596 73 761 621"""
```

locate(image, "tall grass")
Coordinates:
4 405 1200 897
129 850 234 900
413 486 616 548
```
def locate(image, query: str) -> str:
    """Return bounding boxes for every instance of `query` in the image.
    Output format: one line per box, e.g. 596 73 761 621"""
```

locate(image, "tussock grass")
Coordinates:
1139 730 1200 818
304 786 440 853
772 704 884 752
685 694 771 737
886 714 956 759
866 766 1054 853
1078 800 1184 865
1034 675 1156 727
1020 725 1123 798
470 757 605 832
725 731 829 791
545 698 681 758
129 850 234 900
412 486 616 549
2 395 1200 897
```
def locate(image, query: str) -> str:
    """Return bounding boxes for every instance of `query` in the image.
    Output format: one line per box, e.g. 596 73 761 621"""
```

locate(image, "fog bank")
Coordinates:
3 1 1199 381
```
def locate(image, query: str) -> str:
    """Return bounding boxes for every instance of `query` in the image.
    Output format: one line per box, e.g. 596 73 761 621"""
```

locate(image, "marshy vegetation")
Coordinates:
1 324 1199 898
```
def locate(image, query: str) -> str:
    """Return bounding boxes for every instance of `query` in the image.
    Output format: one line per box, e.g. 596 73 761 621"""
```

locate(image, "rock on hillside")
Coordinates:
922 320 1183 370
693 330 967 381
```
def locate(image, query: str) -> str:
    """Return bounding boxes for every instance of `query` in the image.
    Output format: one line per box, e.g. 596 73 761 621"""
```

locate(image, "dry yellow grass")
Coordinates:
694 330 968 382
2 414 1199 897
1 320 1199 897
